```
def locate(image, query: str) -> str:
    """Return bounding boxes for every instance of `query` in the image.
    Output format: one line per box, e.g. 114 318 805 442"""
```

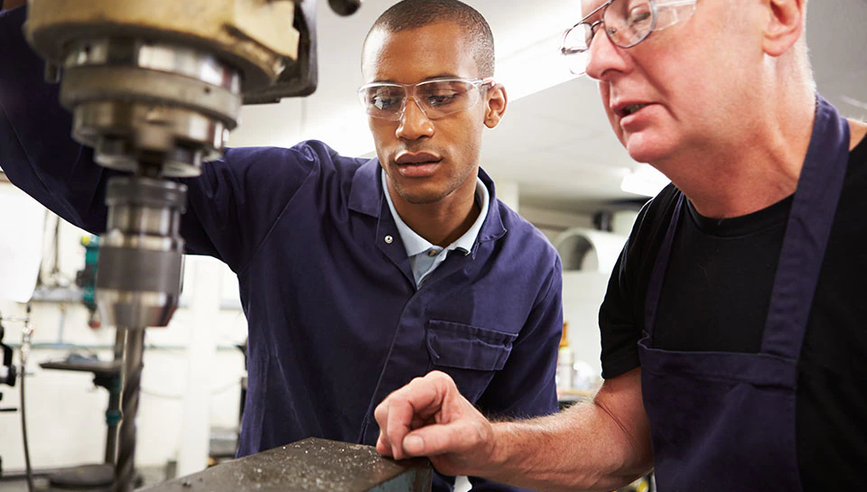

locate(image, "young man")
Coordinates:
374 0 867 490
0 1 562 490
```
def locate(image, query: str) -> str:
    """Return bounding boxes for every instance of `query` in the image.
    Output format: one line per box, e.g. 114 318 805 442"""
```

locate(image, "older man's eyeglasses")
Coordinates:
357 77 495 121
560 0 696 75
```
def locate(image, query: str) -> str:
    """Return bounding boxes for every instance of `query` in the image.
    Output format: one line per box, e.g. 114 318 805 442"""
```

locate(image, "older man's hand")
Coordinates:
374 371 498 478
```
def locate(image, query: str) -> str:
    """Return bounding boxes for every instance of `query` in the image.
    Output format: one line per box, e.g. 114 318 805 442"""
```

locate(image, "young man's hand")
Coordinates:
374 371 498 478
2 0 27 10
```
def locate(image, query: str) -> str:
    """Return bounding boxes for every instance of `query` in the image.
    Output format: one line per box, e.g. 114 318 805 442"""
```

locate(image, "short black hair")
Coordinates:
364 0 495 78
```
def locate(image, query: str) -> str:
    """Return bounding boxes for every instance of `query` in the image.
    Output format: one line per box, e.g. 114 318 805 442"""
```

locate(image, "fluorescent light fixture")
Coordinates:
620 164 670 197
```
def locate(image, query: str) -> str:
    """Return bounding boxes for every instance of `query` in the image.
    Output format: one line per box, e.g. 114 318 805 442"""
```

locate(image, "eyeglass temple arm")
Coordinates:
652 0 696 30
655 0 695 7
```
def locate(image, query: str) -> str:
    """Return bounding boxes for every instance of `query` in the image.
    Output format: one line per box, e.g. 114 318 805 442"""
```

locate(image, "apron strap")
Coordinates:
643 193 685 338
762 97 851 359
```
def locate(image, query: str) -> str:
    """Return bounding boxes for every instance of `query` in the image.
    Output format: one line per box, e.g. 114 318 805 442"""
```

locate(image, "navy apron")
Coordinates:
638 96 851 491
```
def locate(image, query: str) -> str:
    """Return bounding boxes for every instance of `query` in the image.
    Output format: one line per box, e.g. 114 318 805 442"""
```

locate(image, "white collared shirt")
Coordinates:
381 170 490 287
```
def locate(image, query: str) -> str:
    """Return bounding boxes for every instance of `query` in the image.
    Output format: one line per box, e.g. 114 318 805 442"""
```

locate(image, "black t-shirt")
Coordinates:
599 134 867 490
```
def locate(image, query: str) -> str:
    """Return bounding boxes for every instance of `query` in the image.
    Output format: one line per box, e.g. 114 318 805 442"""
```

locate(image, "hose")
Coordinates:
19 352 34 492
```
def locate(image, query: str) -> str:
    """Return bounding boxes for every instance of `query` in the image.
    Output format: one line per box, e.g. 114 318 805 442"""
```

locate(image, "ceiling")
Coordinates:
229 0 867 215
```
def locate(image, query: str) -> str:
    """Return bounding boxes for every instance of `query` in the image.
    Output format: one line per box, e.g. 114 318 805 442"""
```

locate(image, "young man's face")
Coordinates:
581 0 763 167
362 22 504 207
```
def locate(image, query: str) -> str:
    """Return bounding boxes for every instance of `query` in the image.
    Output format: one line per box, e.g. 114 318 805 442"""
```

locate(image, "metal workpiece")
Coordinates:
96 176 187 329
145 437 432 492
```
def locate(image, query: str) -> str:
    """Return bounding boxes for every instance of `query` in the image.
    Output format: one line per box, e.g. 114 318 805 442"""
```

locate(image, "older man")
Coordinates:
375 0 867 490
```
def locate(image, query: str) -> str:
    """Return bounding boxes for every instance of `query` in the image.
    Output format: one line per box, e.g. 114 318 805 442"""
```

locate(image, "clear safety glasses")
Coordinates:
357 77 495 121
560 0 697 75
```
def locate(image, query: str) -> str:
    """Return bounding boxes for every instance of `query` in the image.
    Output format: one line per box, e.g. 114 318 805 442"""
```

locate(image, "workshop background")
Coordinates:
0 0 864 488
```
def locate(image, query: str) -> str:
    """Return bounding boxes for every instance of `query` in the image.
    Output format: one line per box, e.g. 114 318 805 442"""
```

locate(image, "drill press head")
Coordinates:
22 0 325 329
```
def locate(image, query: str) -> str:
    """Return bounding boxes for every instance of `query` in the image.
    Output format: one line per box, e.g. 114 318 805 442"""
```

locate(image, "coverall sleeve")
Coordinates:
0 5 319 273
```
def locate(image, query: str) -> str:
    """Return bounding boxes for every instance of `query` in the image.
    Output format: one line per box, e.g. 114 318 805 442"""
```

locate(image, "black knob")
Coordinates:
329 0 362 16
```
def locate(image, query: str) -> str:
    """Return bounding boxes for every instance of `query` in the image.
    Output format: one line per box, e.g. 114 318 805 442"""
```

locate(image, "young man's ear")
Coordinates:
484 83 507 129
762 0 807 57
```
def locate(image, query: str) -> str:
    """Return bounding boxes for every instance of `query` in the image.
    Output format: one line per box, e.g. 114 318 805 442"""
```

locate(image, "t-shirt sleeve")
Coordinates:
598 185 678 379
598 229 644 379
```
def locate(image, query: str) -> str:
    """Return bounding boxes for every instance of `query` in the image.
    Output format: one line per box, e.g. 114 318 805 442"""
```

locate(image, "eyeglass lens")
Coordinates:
360 80 483 121
605 0 655 47
562 0 655 74
562 0 695 75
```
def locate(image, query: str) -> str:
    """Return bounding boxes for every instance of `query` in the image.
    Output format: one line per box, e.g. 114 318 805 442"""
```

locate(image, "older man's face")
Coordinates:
580 0 765 167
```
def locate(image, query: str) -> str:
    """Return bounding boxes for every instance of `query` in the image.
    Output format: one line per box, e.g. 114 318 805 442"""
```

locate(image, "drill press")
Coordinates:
19 1 362 489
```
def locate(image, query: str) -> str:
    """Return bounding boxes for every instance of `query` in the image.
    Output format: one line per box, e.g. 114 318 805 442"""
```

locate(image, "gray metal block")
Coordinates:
143 438 432 492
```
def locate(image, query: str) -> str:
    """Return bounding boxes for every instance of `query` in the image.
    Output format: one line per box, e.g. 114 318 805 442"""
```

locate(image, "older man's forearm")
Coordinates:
481 370 653 492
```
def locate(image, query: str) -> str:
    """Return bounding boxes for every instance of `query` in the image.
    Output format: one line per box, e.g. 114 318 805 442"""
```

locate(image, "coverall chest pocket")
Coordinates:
425 320 516 402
